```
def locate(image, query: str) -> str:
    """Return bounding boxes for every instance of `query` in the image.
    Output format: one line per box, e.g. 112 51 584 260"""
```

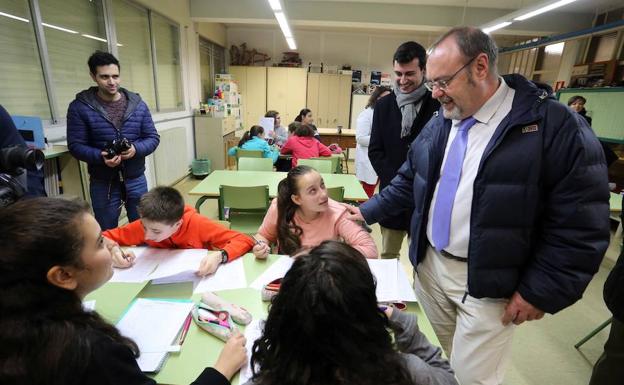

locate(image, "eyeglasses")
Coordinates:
424 56 477 92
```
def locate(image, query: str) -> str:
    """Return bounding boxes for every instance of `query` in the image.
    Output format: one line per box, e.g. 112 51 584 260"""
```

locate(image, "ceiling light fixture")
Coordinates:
0 11 29 23
82 34 107 43
482 21 513 34
514 0 578 21
42 22 78 34
267 0 282 11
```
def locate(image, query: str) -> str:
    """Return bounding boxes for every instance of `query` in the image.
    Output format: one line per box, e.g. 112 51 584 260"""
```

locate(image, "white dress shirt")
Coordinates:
426 78 515 258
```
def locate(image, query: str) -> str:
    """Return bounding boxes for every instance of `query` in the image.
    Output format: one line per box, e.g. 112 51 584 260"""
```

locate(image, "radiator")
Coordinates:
153 126 190 186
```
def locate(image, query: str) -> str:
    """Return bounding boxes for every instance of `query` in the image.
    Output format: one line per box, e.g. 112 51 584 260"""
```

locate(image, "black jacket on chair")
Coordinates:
368 91 440 230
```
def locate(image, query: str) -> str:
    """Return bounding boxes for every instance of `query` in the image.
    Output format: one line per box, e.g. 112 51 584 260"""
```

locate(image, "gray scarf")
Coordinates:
395 82 427 138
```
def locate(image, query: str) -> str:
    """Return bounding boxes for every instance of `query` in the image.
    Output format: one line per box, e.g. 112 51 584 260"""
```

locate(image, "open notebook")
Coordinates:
116 298 194 372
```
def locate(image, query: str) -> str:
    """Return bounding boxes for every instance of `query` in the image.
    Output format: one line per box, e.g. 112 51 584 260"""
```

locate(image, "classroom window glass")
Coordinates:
152 13 183 111
39 0 107 118
0 0 51 117
113 0 156 110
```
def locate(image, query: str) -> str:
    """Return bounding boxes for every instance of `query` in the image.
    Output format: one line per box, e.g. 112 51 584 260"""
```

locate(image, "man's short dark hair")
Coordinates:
88 50 120 75
430 26 498 74
138 186 185 225
393 41 427 70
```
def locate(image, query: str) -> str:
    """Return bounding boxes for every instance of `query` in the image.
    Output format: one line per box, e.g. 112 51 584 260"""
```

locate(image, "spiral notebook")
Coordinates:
116 298 194 372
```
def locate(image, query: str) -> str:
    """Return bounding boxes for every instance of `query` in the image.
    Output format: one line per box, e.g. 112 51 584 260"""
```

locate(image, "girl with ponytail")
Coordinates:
251 166 377 259
227 125 279 164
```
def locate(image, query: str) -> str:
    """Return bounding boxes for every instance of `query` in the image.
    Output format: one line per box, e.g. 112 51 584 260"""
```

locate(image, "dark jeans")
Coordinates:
589 317 624 385
89 174 147 230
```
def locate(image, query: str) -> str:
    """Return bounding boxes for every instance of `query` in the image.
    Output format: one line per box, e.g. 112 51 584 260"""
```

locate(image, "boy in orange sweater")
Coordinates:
103 186 254 276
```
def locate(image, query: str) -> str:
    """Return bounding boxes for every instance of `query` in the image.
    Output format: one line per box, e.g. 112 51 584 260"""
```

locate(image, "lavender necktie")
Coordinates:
431 116 477 251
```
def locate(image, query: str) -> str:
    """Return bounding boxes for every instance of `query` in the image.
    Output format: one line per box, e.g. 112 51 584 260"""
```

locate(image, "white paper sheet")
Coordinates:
193 257 247 293
367 259 417 302
238 319 265 384
109 247 161 283
148 249 206 281
259 117 275 137
249 256 293 290
116 298 193 372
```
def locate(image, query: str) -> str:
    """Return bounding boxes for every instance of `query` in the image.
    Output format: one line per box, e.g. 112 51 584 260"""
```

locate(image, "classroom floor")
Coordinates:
173 163 619 385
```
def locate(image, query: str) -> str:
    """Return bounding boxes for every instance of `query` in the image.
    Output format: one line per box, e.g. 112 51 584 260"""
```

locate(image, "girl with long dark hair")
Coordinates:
251 166 377 259
0 197 246 385
245 241 457 385
294 108 320 140
228 125 278 163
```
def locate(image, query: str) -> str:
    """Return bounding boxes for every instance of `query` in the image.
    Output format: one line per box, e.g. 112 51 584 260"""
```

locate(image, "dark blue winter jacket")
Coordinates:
66 87 160 181
361 74 610 314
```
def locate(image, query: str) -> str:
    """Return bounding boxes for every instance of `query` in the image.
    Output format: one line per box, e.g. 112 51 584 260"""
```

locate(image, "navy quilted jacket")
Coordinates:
361 74 610 313
66 87 160 180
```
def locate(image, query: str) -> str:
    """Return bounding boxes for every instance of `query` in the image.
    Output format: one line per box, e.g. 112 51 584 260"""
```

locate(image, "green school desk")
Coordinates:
189 170 368 211
86 254 440 385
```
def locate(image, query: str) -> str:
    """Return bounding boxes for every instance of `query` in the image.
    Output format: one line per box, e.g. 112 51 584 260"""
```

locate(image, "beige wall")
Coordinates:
196 22 227 47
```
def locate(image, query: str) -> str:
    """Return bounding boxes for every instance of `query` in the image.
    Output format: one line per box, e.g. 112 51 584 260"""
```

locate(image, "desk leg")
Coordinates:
195 196 210 212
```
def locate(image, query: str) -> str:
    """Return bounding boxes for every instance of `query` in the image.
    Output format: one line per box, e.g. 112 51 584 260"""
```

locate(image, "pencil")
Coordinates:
178 312 193 345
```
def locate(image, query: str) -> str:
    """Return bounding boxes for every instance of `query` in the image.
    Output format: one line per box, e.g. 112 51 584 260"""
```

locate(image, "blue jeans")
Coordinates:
89 174 147 230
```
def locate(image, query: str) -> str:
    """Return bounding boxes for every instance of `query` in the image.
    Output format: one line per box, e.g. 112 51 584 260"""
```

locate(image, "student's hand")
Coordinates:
102 152 121 168
342 204 365 222
120 144 136 160
252 242 270 260
501 291 545 326
110 245 136 268
197 251 221 277
213 331 247 380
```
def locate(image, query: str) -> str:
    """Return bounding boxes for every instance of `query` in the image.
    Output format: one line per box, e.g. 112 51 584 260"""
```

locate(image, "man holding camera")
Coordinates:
67 51 159 230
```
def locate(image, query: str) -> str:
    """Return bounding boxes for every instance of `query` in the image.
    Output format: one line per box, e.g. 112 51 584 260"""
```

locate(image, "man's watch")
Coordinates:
220 250 228 264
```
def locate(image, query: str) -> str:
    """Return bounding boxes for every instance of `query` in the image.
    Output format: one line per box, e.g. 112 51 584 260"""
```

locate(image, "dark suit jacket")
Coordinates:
368 91 440 230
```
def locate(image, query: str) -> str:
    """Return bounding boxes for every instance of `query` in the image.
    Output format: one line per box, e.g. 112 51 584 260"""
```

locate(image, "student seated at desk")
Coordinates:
227 125 278 164
103 186 254 276
252 166 377 259
0 197 246 385
244 241 457 385
280 124 332 168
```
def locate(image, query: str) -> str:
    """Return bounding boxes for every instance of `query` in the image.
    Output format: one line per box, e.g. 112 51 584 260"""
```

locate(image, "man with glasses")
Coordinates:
368 41 440 258
346 27 609 384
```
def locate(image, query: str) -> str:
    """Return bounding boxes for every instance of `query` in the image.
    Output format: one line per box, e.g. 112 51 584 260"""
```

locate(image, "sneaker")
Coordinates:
192 302 238 342
261 278 281 302
200 291 252 325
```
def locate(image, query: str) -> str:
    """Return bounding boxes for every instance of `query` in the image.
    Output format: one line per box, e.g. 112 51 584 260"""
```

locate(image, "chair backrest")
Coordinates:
236 149 264 159
238 157 273 171
311 156 339 173
298 158 333 174
326 186 345 202
218 185 270 220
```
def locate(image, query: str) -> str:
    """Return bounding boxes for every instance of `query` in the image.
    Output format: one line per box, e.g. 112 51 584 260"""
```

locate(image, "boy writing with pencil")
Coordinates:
103 186 254 276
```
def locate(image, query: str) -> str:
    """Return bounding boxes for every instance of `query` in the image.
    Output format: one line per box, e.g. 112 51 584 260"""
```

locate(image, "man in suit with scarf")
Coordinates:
368 41 440 258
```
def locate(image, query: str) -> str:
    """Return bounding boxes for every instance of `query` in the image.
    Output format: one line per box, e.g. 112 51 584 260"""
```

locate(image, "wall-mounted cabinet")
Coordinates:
267 67 307 123
306 73 352 128
229 66 267 130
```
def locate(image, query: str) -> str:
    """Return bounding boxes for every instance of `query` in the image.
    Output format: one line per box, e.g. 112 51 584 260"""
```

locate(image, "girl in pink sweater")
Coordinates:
252 166 378 259
280 124 332 168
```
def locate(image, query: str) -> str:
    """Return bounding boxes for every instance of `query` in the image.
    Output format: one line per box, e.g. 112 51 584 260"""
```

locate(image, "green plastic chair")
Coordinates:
311 156 340 173
218 185 270 235
238 157 273 171
235 149 264 170
298 158 333 174
326 186 345 202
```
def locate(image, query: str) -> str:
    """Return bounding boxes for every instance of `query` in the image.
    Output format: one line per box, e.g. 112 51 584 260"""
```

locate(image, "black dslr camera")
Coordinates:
103 137 132 159
0 145 44 208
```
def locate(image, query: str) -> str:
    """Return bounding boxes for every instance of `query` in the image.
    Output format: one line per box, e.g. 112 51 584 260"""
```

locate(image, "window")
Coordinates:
199 38 226 102
0 0 50 117
39 0 107 118
113 0 156 109
152 13 183 111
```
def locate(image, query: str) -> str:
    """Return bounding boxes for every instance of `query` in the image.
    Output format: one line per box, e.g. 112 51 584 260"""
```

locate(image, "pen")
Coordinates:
178 312 193 345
